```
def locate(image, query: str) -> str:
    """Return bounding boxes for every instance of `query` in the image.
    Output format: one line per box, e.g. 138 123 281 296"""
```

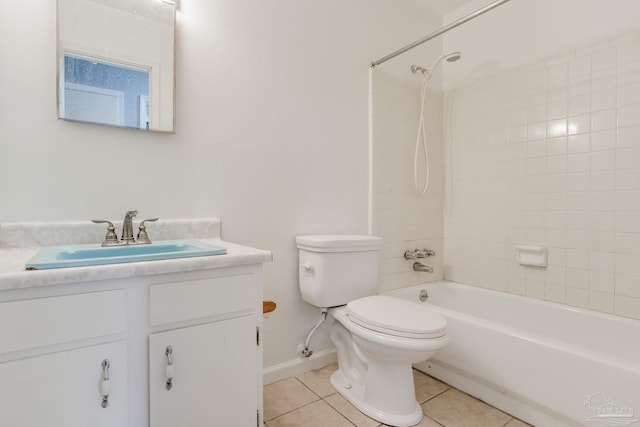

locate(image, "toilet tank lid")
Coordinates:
296 235 383 252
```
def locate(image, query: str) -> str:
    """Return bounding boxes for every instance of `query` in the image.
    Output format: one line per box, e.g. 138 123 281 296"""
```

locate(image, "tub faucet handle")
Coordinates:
404 250 418 259
416 249 435 258
91 220 119 247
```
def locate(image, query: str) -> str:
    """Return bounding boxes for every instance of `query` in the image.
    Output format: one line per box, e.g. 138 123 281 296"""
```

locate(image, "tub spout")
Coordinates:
413 262 433 273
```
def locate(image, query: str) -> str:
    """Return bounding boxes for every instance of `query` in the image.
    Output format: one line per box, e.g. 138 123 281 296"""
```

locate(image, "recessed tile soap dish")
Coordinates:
515 245 547 267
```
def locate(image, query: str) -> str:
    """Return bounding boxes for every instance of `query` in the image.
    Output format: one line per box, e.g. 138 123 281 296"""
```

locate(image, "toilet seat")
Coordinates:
345 295 446 339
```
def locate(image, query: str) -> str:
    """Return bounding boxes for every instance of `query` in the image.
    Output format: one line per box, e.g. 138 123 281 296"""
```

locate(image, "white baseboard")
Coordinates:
263 349 337 385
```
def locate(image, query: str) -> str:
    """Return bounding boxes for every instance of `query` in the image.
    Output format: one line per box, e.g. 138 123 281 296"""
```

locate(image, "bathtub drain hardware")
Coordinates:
419 289 429 302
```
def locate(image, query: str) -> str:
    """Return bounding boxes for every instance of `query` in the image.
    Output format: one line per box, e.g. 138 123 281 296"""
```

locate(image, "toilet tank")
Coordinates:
296 235 383 308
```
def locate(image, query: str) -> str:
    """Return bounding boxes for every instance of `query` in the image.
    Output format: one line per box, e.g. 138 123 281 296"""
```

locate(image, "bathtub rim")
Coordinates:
386 279 640 328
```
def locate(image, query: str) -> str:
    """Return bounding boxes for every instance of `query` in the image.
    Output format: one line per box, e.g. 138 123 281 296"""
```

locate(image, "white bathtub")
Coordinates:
382 281 640 427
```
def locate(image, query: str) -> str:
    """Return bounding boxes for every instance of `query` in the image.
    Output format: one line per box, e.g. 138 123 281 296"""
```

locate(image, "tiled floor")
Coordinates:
263 363 532 427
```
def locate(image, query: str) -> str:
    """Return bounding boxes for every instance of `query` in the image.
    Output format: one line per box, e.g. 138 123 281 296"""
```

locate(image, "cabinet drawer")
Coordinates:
149 274 256 326
0 290 125 354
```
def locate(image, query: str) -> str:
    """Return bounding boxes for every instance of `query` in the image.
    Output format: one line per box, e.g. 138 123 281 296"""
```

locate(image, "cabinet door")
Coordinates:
0 340 127 427
149 316 258 427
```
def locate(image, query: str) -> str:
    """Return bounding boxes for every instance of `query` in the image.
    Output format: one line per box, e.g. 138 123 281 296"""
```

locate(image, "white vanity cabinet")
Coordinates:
147 271 263 427
0 290 128 427
0 219 270 426
0 262 266 427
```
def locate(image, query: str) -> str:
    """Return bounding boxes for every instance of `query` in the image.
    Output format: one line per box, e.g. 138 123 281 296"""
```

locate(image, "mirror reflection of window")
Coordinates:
62 54 150 129
57 0 175 132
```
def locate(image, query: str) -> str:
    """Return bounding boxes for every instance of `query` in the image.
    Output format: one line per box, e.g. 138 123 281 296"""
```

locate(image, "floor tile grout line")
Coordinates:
266 375 353 424
264 398 321 423
427 417 446 427
294 376 323 398
331 402 359 427
300 377 373 427
500 418 514 427
267 389 362 427
418 384 451 405
293 375 341 401
423 385 519 426
295 374 383 427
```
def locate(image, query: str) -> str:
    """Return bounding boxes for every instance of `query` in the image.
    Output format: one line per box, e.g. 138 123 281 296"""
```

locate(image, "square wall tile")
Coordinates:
567 286 589 308
568 113 591 135
592 47 616 72
589 290 615 313
591 88 616 112
615 295 640 319
617 125 640 149
591 109 617 132
436 31 640 321
616 273 640 298
569 55 591 79
569 94 591 116
591 130 616 152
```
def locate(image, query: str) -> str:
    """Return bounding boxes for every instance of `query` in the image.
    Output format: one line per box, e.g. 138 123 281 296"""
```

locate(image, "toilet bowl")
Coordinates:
328 296 449 426
296 235 449 427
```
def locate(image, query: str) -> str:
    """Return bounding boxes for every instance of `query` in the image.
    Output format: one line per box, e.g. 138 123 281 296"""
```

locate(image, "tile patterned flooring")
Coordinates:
263 363 532 427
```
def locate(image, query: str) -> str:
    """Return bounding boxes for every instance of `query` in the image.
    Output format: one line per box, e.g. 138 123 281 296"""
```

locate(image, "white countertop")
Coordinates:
0 218 272 291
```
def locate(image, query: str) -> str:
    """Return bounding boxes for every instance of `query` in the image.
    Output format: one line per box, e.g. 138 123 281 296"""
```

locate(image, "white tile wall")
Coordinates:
370 70 444 292
445 31 640 320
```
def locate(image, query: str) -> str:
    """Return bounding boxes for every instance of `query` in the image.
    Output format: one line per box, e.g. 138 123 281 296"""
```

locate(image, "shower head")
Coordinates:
445 52 462 62
411 51 462 79
430 51 462 71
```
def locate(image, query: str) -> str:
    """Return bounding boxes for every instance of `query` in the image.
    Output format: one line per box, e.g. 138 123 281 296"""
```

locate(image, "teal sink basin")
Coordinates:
25 240 226 270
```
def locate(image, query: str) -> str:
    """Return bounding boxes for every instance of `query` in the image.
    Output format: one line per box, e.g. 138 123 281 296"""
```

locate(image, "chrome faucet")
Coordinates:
121 210 138 244
92 211 158 247
413 262 433 273
404 249 436 259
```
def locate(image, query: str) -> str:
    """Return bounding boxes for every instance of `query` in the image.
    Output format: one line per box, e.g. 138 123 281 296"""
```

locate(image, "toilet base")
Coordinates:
330 370 423 427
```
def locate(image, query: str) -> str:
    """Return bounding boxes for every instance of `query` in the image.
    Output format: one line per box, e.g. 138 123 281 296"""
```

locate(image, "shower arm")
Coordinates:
370 0 511 68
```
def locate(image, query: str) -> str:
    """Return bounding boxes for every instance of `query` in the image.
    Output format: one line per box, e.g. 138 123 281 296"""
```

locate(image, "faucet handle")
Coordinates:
404 250 418 260
416 249 436 258
137 218 159 244
91 220 119 247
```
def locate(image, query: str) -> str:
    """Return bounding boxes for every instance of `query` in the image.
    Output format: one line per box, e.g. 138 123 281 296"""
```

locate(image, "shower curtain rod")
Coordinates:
370 0 512 67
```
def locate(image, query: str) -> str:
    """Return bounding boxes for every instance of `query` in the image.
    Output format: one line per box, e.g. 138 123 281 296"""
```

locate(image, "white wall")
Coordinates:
0 1 439 370
442 0 640 319
443 0 640 91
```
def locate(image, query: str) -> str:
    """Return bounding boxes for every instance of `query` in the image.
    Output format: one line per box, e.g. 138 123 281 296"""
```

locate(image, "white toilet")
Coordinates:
296 235 449 427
